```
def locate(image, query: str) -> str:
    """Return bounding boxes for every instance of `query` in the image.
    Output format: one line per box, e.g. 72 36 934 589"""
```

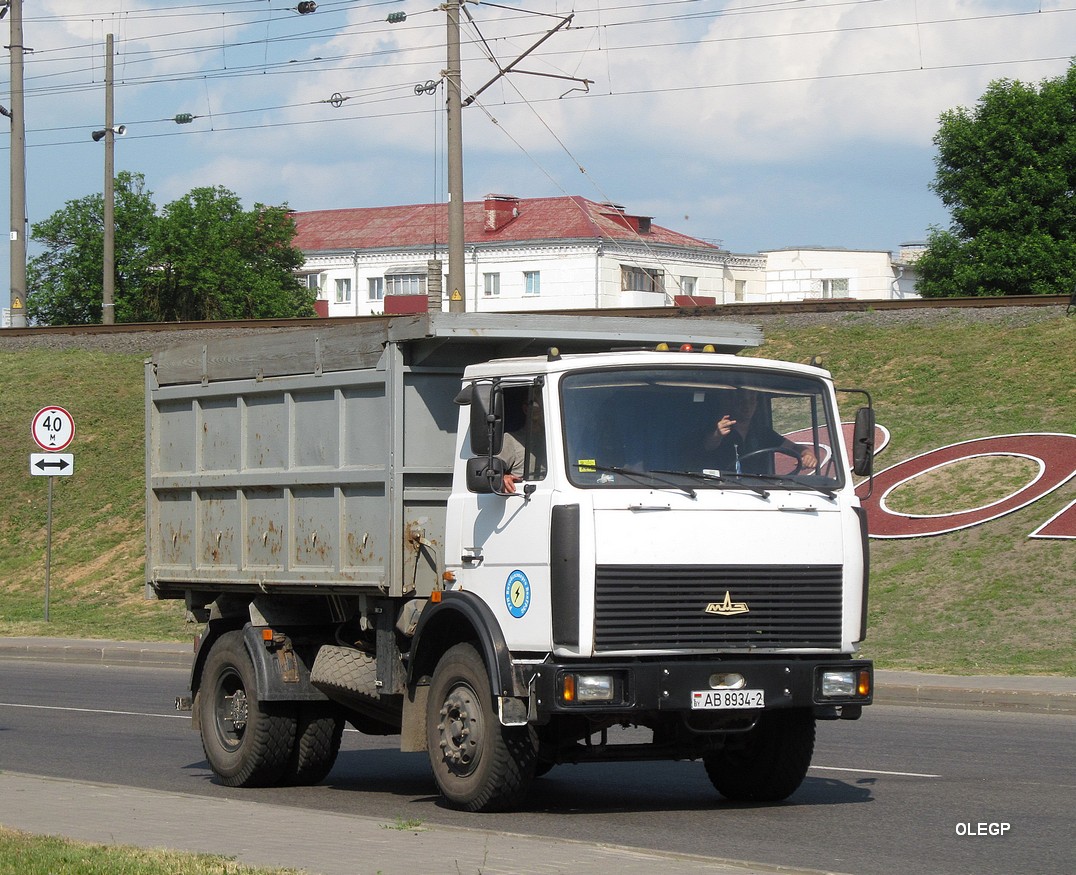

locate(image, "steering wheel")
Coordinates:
736 445 803 474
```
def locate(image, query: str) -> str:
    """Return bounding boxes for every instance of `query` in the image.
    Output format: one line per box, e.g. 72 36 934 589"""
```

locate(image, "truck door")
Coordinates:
450 381 556 652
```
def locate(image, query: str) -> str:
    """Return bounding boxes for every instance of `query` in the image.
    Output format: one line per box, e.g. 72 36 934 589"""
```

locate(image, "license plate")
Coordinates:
691 689 765 710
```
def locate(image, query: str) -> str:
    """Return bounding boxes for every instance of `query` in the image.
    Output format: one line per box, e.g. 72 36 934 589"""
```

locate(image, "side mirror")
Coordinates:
466 456 508 494
469 383 504 456
852 406 876 477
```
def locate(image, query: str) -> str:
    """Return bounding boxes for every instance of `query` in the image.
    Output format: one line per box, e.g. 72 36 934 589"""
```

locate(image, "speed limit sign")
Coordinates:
32 406 75 452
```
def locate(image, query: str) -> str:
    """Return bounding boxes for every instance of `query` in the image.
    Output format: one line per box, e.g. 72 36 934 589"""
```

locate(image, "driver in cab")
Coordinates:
704 388 818 474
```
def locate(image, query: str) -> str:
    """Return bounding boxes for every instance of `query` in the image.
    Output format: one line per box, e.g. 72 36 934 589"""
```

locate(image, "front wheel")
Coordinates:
426 642 535 812
703 708 815 802
197 630 297 787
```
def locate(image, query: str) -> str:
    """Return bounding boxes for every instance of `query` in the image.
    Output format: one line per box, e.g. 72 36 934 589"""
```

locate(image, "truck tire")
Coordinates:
282 704 344 786
310 644 401 734
426 642 536 812
198 630 297 788
703 709 815 802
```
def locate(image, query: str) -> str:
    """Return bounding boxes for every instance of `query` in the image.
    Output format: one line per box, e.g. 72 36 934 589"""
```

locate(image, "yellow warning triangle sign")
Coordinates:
450 290 462 301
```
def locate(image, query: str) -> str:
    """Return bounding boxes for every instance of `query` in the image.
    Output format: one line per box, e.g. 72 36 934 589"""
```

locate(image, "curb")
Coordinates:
0 637 192 669
873 671 1076 715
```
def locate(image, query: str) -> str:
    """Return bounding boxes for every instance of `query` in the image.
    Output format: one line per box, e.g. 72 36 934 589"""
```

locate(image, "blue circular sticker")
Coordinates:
505 569 531 619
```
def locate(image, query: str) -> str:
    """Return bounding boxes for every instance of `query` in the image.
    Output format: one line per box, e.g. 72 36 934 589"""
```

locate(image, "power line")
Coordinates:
2 2 1072 156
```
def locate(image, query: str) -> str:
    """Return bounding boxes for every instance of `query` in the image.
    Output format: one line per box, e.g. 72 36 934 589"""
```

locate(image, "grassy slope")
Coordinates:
0 349 190 640
752 313 1075 675
1 313 1073 673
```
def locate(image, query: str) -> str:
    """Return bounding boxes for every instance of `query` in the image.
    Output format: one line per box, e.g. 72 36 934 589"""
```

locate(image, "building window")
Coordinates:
368 277 384 301
680 276 697 296
734 279 746 302
334 278 352 304
484 272 501 297
386 273 426 296
621 265 664 294
306 273 322 291
821 278 849 298
523 271 541 296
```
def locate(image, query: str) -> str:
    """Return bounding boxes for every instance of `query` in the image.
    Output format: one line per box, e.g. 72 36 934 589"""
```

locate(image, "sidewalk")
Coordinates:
1 636 1073 715
0 771 836 875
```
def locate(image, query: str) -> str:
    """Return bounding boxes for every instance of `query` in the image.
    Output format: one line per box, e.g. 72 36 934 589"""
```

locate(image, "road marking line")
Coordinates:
0 702 188 720
811 764 941 778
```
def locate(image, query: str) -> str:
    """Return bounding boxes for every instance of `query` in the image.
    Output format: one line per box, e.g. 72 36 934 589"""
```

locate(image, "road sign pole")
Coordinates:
44 477 53 622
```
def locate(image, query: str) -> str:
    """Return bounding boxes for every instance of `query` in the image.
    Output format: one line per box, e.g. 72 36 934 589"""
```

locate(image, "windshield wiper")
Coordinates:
718 470 838 499
588 463 696 499
656 468 769 498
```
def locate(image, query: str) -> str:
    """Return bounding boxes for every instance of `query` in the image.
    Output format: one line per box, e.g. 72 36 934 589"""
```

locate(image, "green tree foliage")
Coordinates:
917 62 1076 297
147 186 313 321
27 179 314 324
26 172 156 325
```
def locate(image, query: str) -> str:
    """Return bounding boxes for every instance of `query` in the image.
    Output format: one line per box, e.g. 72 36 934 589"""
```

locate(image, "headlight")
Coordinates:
559 672 619 704
819 668 871 699
821 670 856 697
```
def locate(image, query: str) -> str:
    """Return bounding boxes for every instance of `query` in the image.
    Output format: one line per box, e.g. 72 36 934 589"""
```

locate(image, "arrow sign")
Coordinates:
30 453 74 476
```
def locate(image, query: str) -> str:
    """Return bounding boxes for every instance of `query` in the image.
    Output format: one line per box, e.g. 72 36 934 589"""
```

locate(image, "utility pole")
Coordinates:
101 33 115 325
445 0 465 312
7 0 27 327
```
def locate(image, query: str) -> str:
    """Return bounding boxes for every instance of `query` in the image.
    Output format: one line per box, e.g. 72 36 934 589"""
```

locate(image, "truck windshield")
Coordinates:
560 366 845 491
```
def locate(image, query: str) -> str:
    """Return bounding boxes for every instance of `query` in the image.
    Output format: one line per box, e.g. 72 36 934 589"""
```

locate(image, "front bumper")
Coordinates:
528 656 873 718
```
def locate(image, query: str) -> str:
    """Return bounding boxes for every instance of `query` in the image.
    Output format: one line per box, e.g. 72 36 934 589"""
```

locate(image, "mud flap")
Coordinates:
401 682 429 752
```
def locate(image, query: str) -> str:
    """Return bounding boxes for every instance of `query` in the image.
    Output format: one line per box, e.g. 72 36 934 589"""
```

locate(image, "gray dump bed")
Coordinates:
145 313 760 606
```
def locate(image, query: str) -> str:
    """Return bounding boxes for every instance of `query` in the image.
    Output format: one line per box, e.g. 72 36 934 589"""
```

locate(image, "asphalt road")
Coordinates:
0 660 1072 875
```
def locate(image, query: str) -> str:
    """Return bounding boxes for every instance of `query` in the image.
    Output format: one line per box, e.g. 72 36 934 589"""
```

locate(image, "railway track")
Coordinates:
0 293 1069 339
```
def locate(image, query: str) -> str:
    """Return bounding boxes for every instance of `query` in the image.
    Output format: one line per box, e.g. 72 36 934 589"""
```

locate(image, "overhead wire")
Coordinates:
2 1 1073 161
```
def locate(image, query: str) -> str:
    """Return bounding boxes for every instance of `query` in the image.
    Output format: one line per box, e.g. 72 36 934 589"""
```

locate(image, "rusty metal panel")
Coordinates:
146 313 761 604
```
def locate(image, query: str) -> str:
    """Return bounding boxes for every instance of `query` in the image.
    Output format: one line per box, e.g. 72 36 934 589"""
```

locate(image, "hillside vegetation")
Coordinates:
1 309 1073 675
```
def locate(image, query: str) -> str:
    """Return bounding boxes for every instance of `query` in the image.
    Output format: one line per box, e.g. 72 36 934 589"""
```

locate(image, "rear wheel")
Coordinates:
198 630 297 787
426 643 535 812
703 709 815 802
282 703 345 786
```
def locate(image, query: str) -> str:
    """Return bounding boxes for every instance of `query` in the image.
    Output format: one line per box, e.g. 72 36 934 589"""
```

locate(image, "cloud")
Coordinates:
5 0 1075 291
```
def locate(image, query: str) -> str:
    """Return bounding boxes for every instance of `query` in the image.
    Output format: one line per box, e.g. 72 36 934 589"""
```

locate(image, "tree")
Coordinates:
917 61 1076 298
147 186 313 321
26 171 156 324
26 178 315 324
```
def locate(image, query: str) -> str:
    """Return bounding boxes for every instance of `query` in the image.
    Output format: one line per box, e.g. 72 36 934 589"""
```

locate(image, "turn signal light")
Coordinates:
561 673 576 703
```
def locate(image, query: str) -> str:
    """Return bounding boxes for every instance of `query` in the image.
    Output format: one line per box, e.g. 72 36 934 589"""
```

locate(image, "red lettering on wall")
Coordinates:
855 434 1076 539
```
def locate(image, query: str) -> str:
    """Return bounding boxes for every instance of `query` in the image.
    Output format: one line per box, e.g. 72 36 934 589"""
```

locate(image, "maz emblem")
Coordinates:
705 591 749 616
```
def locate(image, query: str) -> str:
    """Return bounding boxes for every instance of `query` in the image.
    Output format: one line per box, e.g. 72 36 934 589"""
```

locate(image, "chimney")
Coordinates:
484 194 520 232
600 202 652 234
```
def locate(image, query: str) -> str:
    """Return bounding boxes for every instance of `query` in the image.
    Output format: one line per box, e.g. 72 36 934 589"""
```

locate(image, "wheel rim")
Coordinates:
436 681 484 777
213 666 248 752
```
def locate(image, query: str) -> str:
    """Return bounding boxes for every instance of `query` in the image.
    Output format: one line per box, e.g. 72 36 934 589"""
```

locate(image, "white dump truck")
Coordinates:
146 313 875 811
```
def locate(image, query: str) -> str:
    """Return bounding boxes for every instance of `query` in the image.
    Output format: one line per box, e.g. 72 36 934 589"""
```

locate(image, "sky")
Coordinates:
3 0 1075 297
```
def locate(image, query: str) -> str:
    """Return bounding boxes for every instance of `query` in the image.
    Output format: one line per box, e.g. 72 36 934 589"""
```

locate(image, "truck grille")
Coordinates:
593 564 843 651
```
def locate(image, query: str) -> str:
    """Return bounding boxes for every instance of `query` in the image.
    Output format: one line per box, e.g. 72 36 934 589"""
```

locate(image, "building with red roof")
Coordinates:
291 194 764 316
290 195 919 316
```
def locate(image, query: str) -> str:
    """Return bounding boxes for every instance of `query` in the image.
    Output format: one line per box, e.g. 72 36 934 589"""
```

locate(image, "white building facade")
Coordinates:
292 196 917 316
758 247 920 302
